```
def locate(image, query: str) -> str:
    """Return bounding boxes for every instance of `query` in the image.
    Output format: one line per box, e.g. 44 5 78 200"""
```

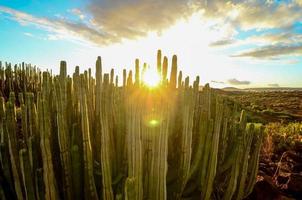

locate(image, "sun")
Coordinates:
142 67 161 88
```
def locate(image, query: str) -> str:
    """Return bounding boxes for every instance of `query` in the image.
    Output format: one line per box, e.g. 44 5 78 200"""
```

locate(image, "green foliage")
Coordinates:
262 122 302 161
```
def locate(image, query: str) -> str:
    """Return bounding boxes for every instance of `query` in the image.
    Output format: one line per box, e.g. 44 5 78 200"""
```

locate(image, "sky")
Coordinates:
0 0 302 88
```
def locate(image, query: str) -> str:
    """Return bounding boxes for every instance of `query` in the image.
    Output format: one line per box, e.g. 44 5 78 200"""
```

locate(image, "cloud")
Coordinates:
209 39 235 47
268 83 279 87
1 0 302 46
88 0 199 40
85 0 302 46
86 0 302 42
211 80 225 84
295 0 302 6
228 78 250 85
69 8 85 20
24 32 34 37
285 59 300 64
232 43 302 58
245 32 302 45
0 6 116 45
202 0 302 31
0 2 200 45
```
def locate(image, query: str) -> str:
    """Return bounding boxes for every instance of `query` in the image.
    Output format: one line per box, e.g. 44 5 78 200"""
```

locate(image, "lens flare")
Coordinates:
148 119 159 127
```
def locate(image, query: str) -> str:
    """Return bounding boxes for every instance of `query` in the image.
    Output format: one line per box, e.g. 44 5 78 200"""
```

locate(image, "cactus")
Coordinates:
60 61 67 78
135 59 140 85
35 168 44 200
170 55 177 88
162 56 168 84
54 78 72 199
202 98 224 200
0 97 17 200
6 93 23 200
127 70 133 86
19 148 35 200
157 49 162 74
123 69 127 87
37 92 58 200
125 88 143 200
178 71 182 89
79 75 99 200
99 74 114 200
95 56 103 164
175 85 195 199
37 72 61 200
0 51 264 200
244 124 264 198
110 69 114 85
235 123 254 200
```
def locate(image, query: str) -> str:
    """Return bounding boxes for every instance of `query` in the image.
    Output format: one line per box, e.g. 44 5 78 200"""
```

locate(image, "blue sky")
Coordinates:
0 0 302 88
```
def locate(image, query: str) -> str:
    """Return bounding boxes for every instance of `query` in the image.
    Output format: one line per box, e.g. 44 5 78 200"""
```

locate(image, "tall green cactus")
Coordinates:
135 59 140 85
157 49 162 74
6 93 23 200
162 56 168 84
170 55 177 88
54 78 72 199
37 91 58 200
202 98 224 200
19 148 35 200
79 75 99 200
125 88 143 200
99 74 114 200
0 97 17 200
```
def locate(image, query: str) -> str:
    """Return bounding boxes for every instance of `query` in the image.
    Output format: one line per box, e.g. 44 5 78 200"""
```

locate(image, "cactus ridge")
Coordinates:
0 50 263 200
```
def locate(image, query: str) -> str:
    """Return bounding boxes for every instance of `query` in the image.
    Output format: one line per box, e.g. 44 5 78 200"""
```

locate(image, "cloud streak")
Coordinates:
211 80 225 84
268 83 280 87
245 32 302 45
232 43 302 58
209 39 235 47
228 78 251 85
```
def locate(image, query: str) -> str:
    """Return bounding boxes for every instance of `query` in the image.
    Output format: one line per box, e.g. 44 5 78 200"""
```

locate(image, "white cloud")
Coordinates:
202 0 302 30
69 8 85 20
88 0 200 40
24 32 34 37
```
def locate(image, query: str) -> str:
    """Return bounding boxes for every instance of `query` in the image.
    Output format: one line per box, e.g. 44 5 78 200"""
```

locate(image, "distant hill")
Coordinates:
221 87 243 91
221 87 302 92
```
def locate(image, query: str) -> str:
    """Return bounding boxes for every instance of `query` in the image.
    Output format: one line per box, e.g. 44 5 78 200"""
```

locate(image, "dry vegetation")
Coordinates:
252 123 302 200
222 90 302 199
221 91 302 123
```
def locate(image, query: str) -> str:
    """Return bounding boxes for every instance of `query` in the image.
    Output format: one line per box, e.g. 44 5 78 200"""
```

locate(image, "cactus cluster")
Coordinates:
0 51 263 200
